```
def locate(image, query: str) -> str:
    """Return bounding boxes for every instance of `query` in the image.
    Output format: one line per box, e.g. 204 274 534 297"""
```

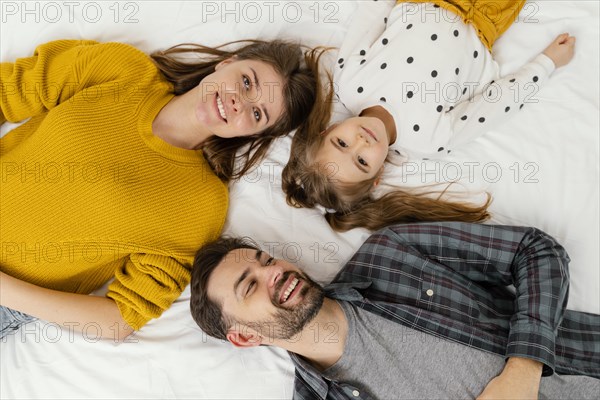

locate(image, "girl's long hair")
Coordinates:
151 40 327 181
282 89 491 232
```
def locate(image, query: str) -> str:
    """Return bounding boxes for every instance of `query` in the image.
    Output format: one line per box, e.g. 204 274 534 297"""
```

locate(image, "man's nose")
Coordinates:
256 262 282 289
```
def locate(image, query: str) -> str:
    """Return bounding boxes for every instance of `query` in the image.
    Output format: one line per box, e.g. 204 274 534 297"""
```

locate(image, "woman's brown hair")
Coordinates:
282 90 492 232
151 40 328 181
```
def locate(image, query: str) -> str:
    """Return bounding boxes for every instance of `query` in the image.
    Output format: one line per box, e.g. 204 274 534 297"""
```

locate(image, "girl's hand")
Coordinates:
543 33 576 68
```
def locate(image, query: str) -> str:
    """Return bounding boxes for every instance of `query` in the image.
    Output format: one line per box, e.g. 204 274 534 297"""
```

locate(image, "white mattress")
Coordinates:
1 1 598 398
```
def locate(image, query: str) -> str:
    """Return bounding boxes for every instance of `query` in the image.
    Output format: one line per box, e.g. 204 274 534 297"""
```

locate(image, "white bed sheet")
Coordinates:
1 1 598 398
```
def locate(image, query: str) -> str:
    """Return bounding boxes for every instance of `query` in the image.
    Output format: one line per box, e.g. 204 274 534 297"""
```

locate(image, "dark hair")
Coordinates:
151 40 330 181
190 237 259 340
282 91 491 232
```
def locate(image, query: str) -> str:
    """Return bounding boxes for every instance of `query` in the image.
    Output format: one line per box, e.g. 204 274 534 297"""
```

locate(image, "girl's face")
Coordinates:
193 57 286 139
315 117 389 184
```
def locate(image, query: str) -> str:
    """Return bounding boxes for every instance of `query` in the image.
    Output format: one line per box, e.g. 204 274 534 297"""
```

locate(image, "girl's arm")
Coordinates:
0 271 134 340
444 33 576 150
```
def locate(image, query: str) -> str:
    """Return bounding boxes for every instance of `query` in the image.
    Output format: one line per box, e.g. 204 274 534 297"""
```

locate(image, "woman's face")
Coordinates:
194 57 286 138
315 117 389 184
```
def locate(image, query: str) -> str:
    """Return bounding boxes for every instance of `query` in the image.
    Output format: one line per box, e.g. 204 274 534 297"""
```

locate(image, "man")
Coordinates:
190 222 599 399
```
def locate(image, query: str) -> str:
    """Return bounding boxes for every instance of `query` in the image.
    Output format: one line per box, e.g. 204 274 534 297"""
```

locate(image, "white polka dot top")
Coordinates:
334 2 556 158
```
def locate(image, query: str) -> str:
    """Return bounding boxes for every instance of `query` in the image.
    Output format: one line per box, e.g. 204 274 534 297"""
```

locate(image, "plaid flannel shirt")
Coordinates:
290 222 600 400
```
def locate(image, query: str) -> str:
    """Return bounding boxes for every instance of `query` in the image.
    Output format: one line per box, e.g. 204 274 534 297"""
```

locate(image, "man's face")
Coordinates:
207 248 325 341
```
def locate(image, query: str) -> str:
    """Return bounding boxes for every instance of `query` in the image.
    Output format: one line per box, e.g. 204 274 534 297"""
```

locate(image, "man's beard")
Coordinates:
242 270 325 341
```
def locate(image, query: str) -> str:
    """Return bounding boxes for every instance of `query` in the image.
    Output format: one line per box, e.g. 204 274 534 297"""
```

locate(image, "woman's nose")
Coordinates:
228 93 242 113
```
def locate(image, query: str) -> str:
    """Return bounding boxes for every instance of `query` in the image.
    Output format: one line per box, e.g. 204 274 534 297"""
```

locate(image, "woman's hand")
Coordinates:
0 271 133 341
543 33 576 68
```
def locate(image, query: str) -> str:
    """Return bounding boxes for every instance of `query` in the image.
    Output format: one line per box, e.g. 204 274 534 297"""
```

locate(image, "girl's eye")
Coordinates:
337 138 347 148
243 75 251 89
253 108 261 122
358 156 368 166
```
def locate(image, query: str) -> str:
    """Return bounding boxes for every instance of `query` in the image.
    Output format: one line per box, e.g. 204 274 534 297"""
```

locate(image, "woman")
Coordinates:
0 38 325 339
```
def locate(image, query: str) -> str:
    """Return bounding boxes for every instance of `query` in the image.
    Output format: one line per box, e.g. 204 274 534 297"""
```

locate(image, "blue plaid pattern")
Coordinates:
291 222 600 399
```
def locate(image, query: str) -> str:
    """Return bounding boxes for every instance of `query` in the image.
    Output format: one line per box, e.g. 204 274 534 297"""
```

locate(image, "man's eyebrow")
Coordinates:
329 138 368 174
233 250 262 297
234 268 249 297
250 67 270 124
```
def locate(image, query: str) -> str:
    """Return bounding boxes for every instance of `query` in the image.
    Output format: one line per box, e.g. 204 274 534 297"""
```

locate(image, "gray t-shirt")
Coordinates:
323 301 600 399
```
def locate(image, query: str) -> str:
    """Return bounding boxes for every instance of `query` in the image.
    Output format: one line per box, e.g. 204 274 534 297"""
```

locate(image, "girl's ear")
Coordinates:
215 56 238 71
373 166 385 187
226 327 262 348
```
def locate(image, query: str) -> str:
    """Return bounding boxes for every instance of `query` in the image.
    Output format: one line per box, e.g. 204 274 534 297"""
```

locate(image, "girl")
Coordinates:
283 0 575 232
0 38 326 339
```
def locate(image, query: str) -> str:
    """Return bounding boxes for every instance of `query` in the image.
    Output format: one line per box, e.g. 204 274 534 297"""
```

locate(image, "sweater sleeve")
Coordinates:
106 253 191 330
444 54 556 148
0 39 150 124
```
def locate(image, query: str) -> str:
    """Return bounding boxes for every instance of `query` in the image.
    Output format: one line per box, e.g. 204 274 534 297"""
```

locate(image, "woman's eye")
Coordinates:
253 108 261 122
265 257 274 266
243 75 251 89
337 138 347 148
358 156 368 166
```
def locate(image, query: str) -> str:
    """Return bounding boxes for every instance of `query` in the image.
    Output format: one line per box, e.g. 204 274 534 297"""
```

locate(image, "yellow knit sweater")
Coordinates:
0 40 228 330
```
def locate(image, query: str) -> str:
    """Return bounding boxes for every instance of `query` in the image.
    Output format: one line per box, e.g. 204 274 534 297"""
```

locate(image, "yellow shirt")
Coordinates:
0 40 228 329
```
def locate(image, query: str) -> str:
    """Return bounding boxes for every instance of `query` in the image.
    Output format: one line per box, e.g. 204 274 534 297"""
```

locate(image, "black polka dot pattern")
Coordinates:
333 11 532 158
510 78 516 83
340 64 344 69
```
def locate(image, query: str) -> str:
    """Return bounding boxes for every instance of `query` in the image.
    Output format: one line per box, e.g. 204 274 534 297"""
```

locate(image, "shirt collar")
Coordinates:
324 280 371 301
289 352 330 399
